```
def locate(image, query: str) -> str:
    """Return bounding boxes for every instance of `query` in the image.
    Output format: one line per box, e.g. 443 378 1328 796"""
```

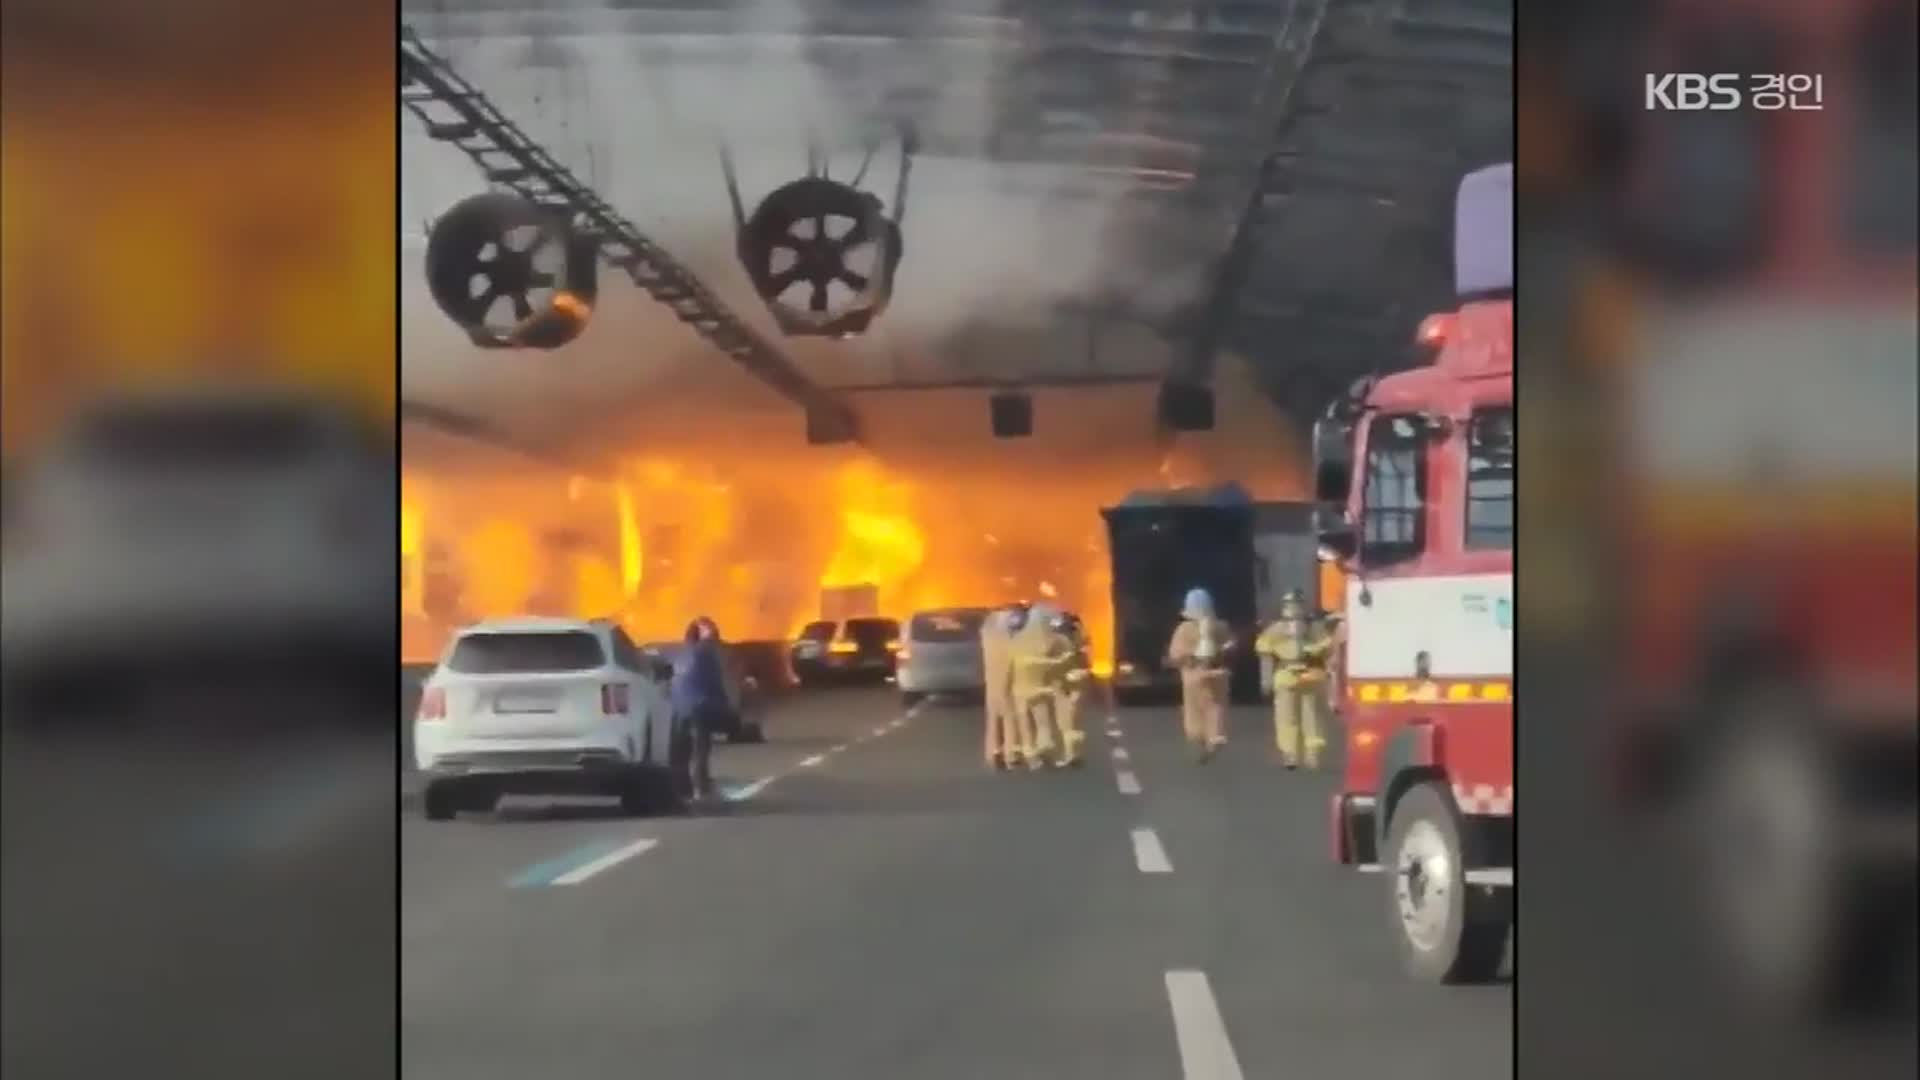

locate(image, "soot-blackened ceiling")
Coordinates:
403 0 1509 424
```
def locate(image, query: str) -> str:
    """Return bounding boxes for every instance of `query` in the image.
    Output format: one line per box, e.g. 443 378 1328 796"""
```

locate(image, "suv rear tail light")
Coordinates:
417 687 447 721
601 683 630 715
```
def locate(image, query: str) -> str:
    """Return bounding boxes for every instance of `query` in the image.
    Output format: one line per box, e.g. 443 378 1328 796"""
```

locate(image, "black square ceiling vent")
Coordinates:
990 392 1033 438
805 406 857 446
1158 382 1214 432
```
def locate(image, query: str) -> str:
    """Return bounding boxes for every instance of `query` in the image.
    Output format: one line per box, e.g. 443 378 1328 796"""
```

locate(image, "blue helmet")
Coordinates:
1182 588 1215 619
1002 604 1031 633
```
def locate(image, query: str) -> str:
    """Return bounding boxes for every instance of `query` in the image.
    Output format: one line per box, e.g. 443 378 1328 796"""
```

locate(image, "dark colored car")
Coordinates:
729 640 799 696
789 617 901 687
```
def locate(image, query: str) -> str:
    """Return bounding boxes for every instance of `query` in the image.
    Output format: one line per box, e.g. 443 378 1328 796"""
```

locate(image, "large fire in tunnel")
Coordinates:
401 363 1312 674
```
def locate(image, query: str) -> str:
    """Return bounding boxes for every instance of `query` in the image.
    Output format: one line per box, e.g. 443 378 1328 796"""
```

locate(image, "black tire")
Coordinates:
1384 781 1508 983
618 781 652 816
619 784 648 816
464 787 501 814
619 769 680 816
650 767 689 814
1688 691 1911 1019
736 723 768 745
625 760 687 810
901 691 924 709
422 782 458 822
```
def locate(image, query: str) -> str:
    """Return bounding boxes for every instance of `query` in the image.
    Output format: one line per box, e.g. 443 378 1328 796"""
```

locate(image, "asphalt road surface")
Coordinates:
403 687 1512 1080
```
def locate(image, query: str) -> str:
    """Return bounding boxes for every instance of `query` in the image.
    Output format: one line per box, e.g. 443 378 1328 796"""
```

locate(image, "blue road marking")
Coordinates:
509 837 631 888
175 760 367 860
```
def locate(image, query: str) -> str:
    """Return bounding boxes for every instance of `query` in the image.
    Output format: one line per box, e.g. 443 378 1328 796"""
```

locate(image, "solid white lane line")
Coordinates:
799 753 826 768
1116 770 1142 795
1132 828 1173 874
1164 971 1246 1080
1112 746 1131 762
549 838 659 886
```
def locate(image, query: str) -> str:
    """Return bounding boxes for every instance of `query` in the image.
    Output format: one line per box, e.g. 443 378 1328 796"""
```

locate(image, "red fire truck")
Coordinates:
1315 162 1514 983
1596 0 1916 1015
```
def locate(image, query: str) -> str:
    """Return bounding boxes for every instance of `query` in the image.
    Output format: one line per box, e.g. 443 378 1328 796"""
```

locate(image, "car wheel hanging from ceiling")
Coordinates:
720 125 916 339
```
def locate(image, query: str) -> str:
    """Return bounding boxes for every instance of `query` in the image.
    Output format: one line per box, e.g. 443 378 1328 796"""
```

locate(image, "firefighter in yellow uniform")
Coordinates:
980 605 1035 769
1013 606 1088 768
1254 590 1336 769
1010 603 1077 769
1167 588 1235 761
1057 612 1094 751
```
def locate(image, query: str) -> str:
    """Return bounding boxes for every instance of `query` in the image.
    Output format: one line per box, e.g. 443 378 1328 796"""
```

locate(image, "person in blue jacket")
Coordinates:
672 616 730 802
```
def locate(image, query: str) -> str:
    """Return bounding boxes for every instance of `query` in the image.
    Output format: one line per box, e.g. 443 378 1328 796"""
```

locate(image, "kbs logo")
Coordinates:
1644 73 1743 110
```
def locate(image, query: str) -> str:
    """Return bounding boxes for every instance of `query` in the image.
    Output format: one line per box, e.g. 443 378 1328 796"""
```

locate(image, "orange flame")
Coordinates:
398 373 1312 670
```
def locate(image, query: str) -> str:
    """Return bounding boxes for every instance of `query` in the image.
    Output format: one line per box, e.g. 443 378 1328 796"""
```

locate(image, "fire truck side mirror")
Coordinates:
1312 417 1353 502
1314 461 1350 504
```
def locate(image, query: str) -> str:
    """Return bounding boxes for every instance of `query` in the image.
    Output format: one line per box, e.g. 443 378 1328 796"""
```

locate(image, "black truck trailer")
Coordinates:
1102 486 1316 705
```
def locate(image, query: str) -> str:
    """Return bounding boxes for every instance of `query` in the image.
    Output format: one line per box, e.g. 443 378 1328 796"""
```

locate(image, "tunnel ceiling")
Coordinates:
402 0 1510 439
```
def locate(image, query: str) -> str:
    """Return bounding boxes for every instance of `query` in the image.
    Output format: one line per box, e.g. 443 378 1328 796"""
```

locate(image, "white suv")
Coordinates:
412 617 680 820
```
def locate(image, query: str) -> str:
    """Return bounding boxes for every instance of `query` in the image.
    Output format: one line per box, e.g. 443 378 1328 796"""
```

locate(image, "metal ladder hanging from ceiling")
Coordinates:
399 24 858 441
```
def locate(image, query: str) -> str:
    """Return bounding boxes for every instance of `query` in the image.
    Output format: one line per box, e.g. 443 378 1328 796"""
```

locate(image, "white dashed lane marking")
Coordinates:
1131 828 1173 874
1112 746 1130 762
1115 770 1142 795
1165 971 1245 1080
725 702 925 803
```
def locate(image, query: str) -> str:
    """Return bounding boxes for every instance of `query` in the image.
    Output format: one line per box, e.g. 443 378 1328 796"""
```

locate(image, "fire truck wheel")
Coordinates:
1386 781 1508 984
1687 697 1900 1018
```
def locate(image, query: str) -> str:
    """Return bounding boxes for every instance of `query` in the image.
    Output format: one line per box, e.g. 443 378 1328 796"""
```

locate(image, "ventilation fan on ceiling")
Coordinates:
424 192 599 350
720 126 915 339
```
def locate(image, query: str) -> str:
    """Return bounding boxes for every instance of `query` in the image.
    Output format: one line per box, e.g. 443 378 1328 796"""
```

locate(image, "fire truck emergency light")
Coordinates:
1416 312 1457 349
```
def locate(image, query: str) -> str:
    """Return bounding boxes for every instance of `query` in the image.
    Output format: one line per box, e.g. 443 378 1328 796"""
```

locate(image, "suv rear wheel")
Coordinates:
621 768 683 816
422 782 458 822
